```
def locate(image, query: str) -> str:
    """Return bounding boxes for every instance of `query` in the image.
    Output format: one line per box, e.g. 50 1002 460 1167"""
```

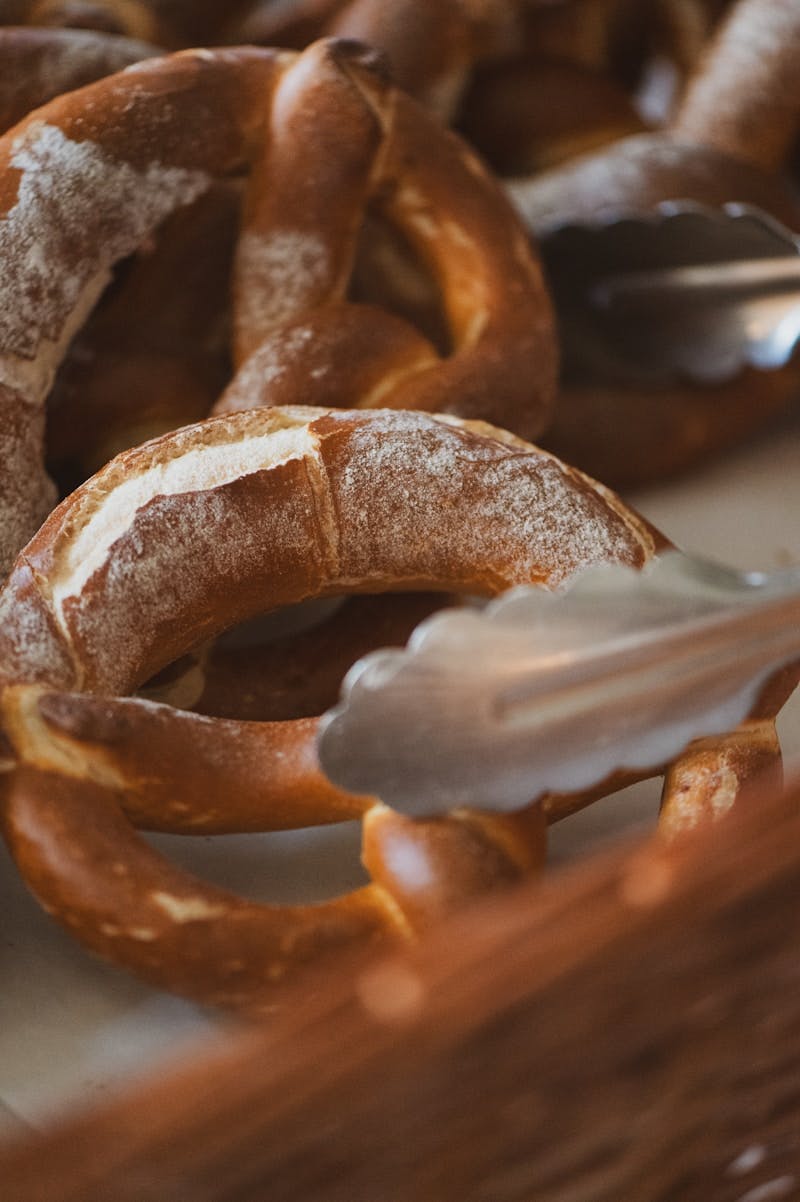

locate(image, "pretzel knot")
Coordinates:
0 37 555 576
0 406 658 1010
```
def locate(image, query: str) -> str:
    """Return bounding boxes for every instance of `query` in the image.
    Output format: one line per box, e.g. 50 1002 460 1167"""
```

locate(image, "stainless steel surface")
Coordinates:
541 203 800 384
317 550 800 814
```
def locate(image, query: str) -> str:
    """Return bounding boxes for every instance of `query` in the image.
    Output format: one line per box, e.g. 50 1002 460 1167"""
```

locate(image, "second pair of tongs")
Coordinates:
318 551 800 815
541 203 800 385
510 0 800 386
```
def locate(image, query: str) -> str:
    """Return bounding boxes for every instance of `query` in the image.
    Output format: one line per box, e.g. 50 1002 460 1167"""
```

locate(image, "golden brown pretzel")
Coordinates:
216 37 555 434
0 37 554 577
0 405 659 1007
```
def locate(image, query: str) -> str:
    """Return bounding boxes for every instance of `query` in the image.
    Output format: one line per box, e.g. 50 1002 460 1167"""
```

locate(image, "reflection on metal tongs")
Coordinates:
317 552 800 815
540 203 800 384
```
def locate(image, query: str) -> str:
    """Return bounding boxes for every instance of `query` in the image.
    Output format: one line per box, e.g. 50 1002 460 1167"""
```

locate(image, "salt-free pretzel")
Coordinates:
0 405 660 1008
0 37 555 577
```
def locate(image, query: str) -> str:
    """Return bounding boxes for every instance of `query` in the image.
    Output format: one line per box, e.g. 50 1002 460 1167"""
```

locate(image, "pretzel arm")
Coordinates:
218 301 439 415
342 59 557 437
3 687 370 833
2 765 400 1009
233 39 389 364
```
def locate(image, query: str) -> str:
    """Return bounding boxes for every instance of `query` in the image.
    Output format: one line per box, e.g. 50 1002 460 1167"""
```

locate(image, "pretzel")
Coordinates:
510 0 800 488
0 0 252 46
457 56 644 177
2 0 164 41
0 26 158 133
0 37 554 577
0 405 661 1008
227 0 518 120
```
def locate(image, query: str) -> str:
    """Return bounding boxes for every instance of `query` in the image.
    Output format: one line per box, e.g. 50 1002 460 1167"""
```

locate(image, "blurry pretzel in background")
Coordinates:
0 37 555 576
510 0 800 487
0 26 158 130
227 1 733 172
0 0 253 45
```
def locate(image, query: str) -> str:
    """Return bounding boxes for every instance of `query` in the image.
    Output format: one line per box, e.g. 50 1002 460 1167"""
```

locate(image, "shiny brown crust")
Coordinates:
0 405 658 1007
0 37 554 576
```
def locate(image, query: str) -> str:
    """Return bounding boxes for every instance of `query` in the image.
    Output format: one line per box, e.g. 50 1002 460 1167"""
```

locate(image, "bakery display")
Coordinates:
0 2 796 1190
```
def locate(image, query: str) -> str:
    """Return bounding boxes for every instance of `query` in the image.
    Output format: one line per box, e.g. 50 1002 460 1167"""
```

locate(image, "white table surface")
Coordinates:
3 409 800 1142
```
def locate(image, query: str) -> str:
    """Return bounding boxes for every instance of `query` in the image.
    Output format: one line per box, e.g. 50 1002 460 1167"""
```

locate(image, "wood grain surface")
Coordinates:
1 782 798 1202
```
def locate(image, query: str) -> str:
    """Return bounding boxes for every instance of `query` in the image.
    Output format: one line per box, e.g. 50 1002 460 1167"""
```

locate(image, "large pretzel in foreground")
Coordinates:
0 37 555 576
0 406 660 1009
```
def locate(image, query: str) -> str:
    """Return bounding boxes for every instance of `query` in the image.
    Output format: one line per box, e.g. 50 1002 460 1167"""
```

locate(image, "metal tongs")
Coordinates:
540 203 800 384
317 552 800 814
